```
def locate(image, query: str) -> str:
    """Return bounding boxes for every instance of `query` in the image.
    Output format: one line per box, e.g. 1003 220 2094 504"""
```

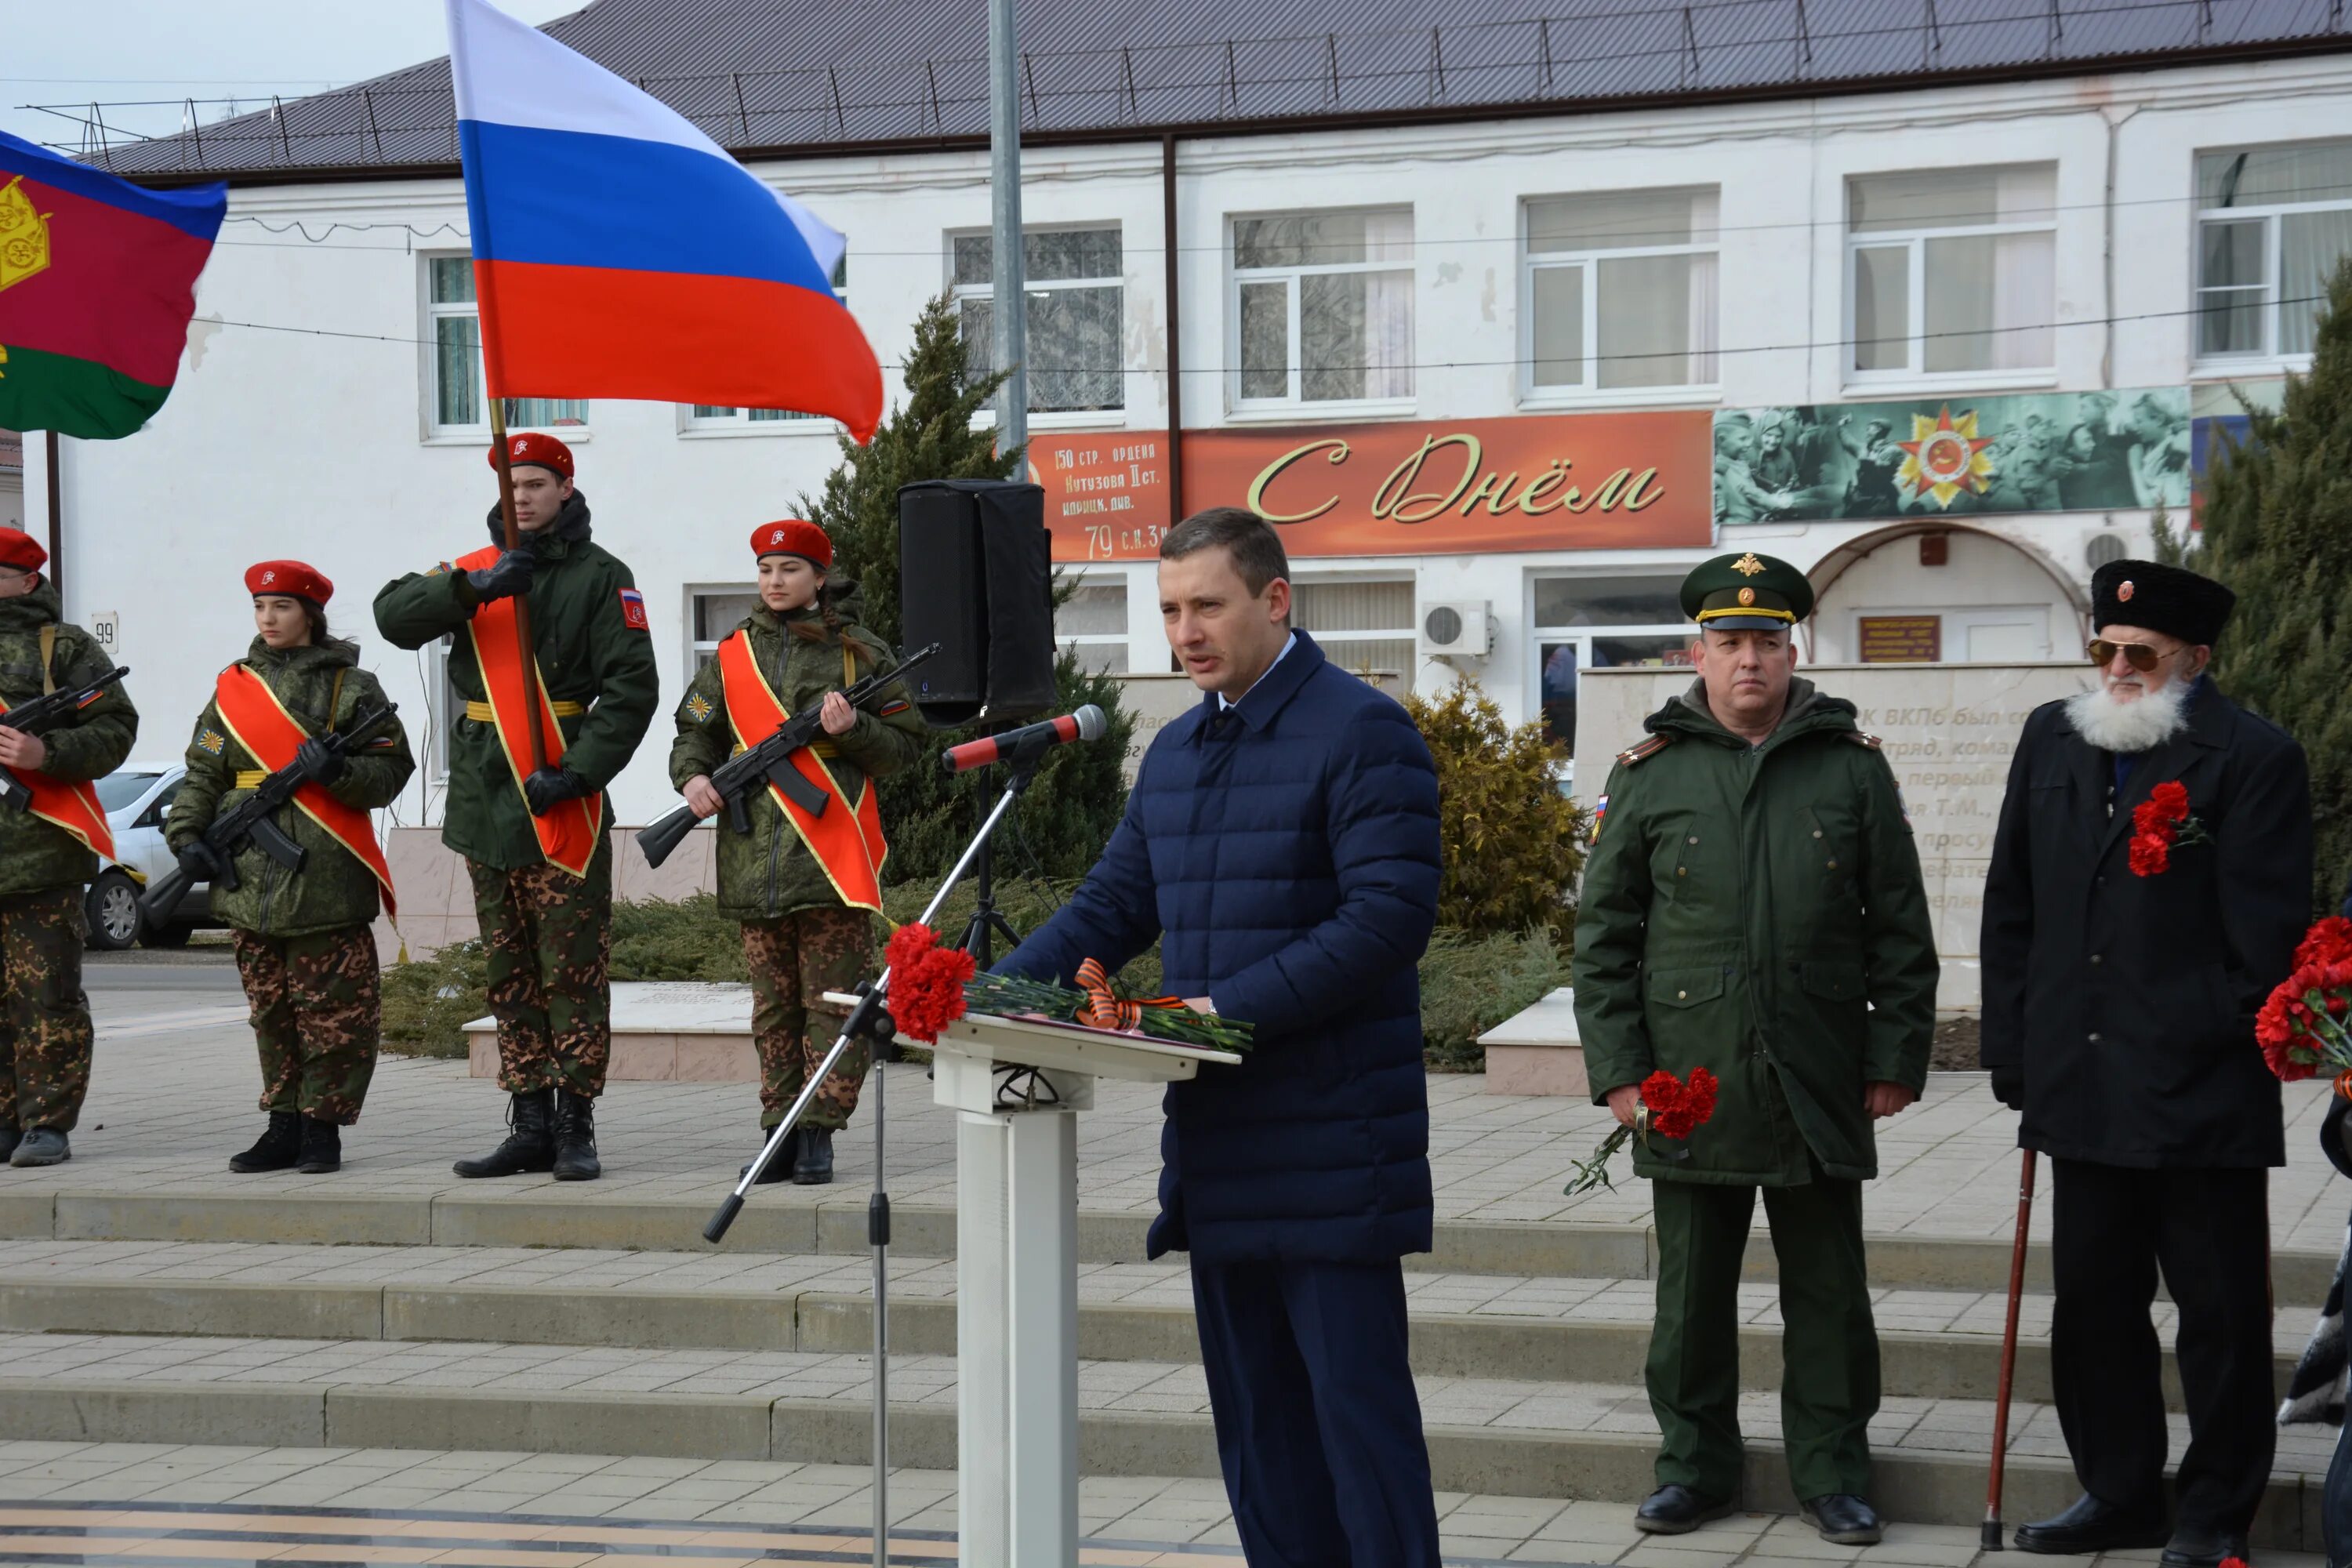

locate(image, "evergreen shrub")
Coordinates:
1401 677 1586 940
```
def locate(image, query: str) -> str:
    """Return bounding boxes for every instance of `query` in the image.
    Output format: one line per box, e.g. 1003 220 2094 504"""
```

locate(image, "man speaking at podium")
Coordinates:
1000 506 1446 1566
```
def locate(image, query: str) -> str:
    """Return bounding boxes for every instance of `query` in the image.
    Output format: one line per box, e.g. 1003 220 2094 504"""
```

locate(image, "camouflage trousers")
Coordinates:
231 925 380 1125
468 840 612 1099
0 885 92 1133
742 906 873 1131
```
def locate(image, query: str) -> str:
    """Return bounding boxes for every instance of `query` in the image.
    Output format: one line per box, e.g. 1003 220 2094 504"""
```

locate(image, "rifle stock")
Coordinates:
637 804 699 869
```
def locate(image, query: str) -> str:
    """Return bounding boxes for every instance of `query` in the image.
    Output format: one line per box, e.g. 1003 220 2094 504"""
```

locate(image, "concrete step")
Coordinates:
0 1241 2308 1406
0 1330 2327 1548
1 1188 2334 1303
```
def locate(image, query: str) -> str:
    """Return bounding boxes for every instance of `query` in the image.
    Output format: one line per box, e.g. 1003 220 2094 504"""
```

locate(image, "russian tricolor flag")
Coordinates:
447 0 882 441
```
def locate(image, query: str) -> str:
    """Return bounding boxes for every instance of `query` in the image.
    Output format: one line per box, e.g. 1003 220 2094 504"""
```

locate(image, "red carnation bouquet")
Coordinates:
2255 916 2352 1091
1563 1066 1720 1196
882 922 977 1044
2128 781 2209 877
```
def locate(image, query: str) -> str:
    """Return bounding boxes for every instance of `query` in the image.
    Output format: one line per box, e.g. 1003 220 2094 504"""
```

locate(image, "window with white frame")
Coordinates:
2194 141 2352 364
1055 578 1128 673
1233 209 1414 408
1525 188 1720 394
1530 575 1691 758
953 229 1123 414
691 590 761 673
426 257 587 434
1292 579 1417 693
688 254 852 428
1847 165 2056 381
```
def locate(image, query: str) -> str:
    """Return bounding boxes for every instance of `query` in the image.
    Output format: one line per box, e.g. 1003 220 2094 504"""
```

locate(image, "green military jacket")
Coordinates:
1573 678 1939 1186
372 492 658 870
667 584 926 922
0 580 137 898
165 638 416 938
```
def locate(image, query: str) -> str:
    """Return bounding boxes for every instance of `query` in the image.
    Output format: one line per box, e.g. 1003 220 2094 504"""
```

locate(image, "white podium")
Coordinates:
930 1011 1240 1567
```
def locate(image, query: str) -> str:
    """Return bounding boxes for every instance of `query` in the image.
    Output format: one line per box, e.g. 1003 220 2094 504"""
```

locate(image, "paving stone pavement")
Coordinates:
18 974 2347 1255
0 1441 2327 1568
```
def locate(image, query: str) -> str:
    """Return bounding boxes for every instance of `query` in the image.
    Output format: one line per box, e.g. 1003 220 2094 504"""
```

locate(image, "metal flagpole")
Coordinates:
870 1028 889 1568
989 0 1026 457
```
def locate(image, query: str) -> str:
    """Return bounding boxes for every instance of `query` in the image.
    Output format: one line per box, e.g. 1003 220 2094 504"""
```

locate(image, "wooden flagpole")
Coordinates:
485 398 549 778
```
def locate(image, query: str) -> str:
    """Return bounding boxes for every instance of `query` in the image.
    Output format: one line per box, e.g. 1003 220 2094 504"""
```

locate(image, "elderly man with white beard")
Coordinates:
1981 557 2310 1568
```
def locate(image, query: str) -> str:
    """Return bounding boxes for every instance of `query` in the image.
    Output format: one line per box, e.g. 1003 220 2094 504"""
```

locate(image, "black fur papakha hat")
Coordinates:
2090 558 2236 646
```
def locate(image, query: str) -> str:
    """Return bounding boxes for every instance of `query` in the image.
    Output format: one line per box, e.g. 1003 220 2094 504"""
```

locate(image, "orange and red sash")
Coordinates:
452 545 602 878
212 664 398 919
0 692 114 862
716 629 886 914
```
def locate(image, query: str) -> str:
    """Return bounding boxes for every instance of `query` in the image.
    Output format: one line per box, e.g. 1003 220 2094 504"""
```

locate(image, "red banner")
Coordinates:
1033 412 1712 564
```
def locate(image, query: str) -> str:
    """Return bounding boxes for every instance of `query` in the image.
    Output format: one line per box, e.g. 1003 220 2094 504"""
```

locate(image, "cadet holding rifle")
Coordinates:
667 521 924 1186
0 531 137 1171
165 563 414 1175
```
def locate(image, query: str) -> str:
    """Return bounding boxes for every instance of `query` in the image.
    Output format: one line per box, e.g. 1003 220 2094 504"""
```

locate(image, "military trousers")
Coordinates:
467 837 613 1099
0 885 93 1134
230 925 380 1125
742 906 873 1131
1648 1164 1878 1502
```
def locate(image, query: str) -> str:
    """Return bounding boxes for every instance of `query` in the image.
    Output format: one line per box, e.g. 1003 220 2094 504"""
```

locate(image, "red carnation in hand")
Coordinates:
1641 1066 1721 1141
2299 916 2352 969
2128 833 2171 877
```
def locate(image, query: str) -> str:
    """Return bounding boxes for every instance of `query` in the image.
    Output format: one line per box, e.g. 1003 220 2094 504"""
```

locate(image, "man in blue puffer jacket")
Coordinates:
1001 506 1444 1566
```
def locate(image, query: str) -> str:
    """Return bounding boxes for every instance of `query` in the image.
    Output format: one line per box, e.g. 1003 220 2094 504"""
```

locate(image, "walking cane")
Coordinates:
1983 1148 2038 1551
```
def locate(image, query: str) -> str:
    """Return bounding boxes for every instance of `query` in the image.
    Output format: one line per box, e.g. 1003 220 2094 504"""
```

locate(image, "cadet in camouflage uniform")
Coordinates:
670 520 924 1185
374 434 657 1181
0 531 137 1169
167 561 415 1174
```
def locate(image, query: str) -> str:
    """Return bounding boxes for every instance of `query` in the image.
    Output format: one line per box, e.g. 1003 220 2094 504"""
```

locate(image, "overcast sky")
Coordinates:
5 0 579 153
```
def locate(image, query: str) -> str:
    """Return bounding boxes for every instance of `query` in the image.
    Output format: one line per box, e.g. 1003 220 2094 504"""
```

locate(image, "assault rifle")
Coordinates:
139 703 400 924
0 665 131 814
638 641 938 870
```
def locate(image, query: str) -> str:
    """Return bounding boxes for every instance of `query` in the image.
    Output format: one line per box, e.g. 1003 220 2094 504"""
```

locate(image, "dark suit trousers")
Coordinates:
2051 1159 2274 1530
1189 1257 1441 1568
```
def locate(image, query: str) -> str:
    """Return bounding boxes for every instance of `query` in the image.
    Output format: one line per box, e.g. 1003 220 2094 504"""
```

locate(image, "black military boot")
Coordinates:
551 1089 601 1181
296 1118 342 1174
230 1111 303 1174
742 1123 800 1185
452 1090 555 1178
791 1127 835 1185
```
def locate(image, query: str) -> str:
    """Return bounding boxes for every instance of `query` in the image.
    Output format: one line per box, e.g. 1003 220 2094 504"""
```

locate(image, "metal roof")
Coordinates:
61 0 2352 184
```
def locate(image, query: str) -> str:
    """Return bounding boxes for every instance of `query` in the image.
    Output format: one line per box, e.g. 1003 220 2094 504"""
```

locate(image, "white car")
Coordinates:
84 762 216 951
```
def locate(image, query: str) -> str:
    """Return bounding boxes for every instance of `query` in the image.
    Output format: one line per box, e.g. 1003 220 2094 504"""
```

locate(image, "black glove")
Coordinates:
466 548 536 604
294 735 347 786
523 765 590 818
173 840 226 881
1989 1066 2025 1112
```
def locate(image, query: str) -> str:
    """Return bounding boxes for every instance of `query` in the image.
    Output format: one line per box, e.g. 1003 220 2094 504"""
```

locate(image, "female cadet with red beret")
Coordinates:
167 563 416 1174
666 521 926 1185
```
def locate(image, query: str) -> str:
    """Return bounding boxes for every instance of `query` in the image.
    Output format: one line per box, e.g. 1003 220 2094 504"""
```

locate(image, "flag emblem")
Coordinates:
1589 793 1609 844
618 587 648 630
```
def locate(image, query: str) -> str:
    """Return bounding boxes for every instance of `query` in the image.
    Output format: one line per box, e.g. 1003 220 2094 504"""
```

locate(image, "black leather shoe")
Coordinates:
792 1127 835 1185
1635 1485 1733 1534
0 1125 20 1163
453 1091 555 1178
2016 1493 2169 1555
742 1123 800 1185
551 1089 601 1181
1802 1494 1884 1546
230 1112 302 1173
295 1118 341 1174
2160 1525 2250 1568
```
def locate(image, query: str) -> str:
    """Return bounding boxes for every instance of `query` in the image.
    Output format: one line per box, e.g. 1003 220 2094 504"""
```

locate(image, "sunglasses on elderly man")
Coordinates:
2085 638 2187 673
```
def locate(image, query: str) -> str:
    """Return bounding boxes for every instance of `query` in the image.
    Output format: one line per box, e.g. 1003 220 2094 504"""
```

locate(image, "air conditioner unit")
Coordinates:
1418 600 1492 659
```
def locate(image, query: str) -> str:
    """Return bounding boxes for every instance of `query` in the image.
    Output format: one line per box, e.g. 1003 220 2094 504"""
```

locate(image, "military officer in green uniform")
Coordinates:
374 433 658 1181
0 531 136 1169
1573 551 1938 1543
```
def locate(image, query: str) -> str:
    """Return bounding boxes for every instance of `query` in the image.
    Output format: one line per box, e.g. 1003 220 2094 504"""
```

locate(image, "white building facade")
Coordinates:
27 43 2352 821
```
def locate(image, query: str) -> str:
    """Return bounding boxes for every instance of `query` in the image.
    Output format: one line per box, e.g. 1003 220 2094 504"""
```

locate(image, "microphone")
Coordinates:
942 705 1106 772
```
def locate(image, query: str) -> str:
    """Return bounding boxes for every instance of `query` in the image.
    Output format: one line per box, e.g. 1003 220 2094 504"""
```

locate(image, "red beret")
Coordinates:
751 518 832 569
489 431 575 480
0 530 46 575
245 560 333 604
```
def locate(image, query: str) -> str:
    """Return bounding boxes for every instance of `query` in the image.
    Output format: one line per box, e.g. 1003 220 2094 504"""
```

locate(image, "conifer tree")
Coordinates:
2162 256 2352 913
803 293 1135 886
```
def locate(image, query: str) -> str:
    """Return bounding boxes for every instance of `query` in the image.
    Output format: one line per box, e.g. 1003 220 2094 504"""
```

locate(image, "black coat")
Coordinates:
1980 678 2310 1169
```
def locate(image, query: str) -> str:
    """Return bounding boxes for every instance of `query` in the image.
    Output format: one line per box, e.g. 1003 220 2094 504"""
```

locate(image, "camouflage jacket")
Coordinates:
166 638 416 938
0 581 138 898
667 585 925 922
371 491 659 870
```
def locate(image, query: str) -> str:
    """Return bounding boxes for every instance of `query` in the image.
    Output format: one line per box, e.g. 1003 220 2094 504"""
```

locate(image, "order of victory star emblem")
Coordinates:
1896 405 1997 509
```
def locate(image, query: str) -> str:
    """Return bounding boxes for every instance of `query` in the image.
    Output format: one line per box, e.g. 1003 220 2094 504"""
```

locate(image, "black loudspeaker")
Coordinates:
898 479 1057 727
